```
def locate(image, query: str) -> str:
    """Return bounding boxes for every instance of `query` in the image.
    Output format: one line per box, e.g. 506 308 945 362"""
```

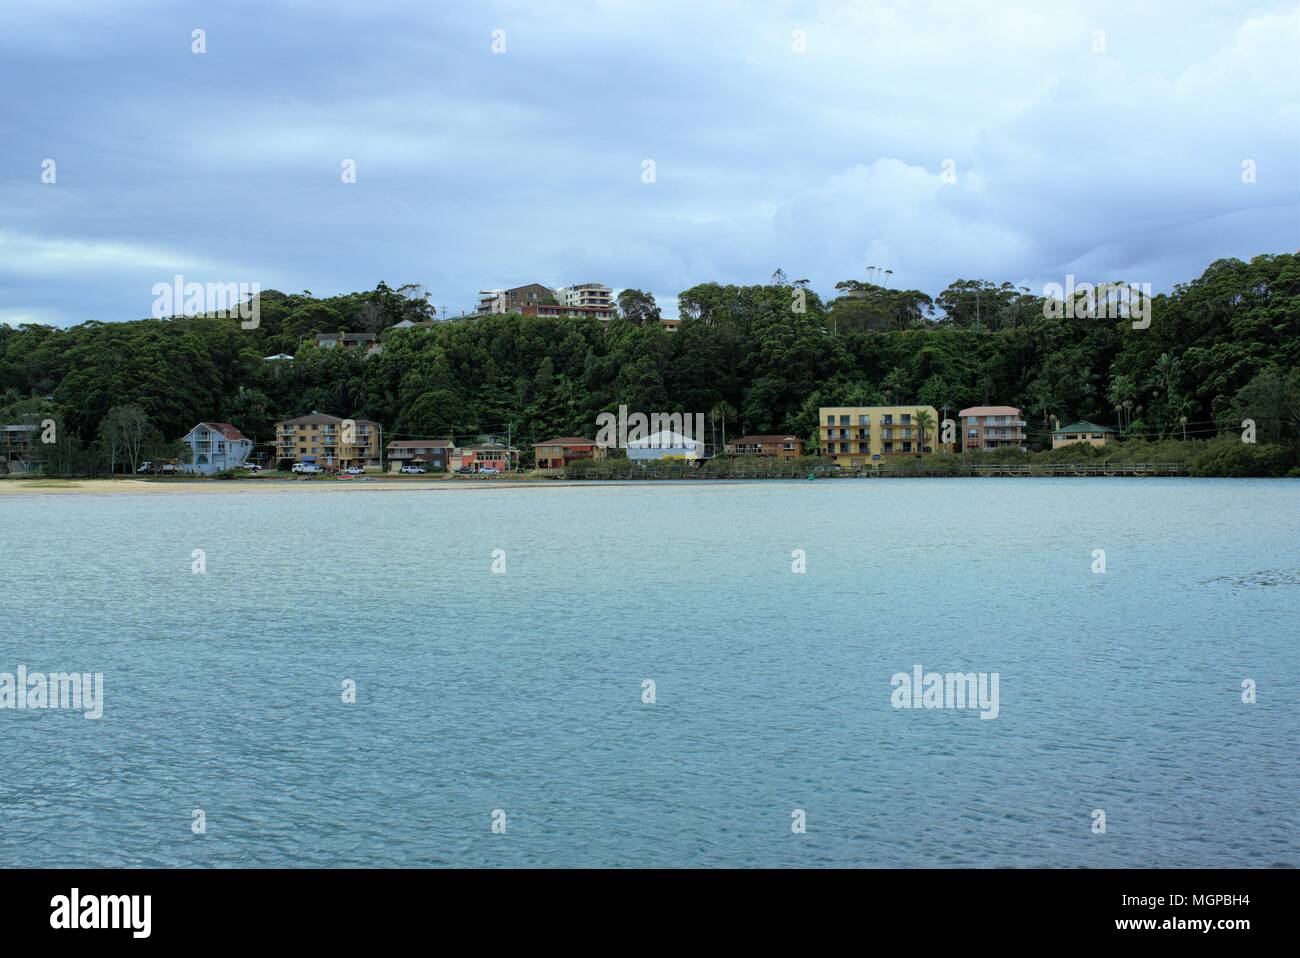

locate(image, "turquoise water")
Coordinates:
1 479 1296 867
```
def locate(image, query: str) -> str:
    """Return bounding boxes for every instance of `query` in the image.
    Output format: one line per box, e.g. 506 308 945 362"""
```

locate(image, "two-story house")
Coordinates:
180 422 253 474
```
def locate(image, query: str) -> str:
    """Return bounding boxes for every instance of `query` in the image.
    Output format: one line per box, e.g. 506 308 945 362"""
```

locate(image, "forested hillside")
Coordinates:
1 254 1296 470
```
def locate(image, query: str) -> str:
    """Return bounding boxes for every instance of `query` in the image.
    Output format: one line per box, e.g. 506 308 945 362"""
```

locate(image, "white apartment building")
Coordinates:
555 283 614 309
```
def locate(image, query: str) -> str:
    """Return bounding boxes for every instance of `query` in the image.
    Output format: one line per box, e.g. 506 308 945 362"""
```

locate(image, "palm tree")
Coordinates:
1107 373 1137 433
913 409 935 454
1154 353 1181 399
1175 397 1196 440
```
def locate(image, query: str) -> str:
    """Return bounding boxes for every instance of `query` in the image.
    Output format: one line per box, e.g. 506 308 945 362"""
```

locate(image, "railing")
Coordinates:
564 462 1187 480
959 463 1185 477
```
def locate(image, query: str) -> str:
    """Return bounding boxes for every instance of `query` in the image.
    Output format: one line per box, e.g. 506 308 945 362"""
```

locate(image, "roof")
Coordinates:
731 434 801 444
315 331 376 341
203 422 249 442
1053 421 1117 434
959 406 1021 417
387 439 455 449
533 437 597 447
626 430 702 448
463 442 519 453
276 412 380 426
278 412 343 425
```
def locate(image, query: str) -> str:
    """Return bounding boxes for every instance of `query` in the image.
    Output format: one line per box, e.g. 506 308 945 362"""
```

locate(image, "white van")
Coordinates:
291 462 321 474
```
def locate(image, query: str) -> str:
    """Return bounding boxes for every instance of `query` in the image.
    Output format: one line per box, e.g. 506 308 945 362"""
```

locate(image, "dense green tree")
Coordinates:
0 253 1294 475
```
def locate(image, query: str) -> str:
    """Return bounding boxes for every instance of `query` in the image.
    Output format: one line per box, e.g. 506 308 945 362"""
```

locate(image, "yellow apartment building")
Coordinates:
818 405 944 467
273 411 383 469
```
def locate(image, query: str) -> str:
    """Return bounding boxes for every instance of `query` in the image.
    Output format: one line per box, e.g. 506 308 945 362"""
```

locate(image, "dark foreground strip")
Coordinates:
0 867 1282 945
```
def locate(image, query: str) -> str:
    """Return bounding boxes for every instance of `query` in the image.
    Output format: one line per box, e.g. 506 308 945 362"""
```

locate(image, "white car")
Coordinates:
241 463 263 472
291 462 321 474
400 465 426 474
344 466 364 475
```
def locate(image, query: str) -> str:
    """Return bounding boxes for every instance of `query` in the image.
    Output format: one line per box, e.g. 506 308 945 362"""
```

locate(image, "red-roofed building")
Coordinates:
958 406 1026 451
180 422 254 473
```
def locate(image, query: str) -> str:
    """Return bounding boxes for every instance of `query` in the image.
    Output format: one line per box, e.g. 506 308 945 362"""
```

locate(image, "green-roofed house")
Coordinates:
1051 421 1118 449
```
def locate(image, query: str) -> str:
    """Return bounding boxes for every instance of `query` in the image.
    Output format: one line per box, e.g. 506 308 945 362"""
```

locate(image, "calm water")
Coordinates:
1 479 1296 868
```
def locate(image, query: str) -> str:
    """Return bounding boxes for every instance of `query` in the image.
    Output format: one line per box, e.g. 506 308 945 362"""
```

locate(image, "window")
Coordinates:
903 442 912 452
839 415 849 425
901 414 911 424
858 415 869 425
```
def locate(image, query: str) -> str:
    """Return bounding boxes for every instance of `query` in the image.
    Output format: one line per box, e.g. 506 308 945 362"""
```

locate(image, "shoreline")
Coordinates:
0 478 556 496
1 473 1292 496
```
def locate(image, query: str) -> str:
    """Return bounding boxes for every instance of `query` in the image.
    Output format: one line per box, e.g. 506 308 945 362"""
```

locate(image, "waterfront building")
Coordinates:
179 422 253 474
1 422 38 475
459 442 520 472
626 430 706 462
386 439 456 472
958 406 1027 451
818 405 943 468
725 434 805 459
1051 421 1117 449
273 412 382 469
533 437 605 471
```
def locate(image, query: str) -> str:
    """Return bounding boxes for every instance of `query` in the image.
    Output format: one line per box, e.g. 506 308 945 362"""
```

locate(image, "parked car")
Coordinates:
456 467 474 475
137 461 152 473
344 466 364 475
241 463 263 472
400 465 426 474
479 466 500 475
291 462 321 474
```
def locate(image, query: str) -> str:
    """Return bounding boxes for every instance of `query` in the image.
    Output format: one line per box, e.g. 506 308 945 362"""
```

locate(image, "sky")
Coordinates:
1 0 1297 327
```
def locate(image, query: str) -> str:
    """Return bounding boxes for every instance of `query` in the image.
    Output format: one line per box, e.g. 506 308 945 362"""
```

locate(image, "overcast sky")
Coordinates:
1 0 1296 326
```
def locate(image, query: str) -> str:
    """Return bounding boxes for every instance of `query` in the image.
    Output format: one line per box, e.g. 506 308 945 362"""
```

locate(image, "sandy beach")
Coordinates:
0 477 549 496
